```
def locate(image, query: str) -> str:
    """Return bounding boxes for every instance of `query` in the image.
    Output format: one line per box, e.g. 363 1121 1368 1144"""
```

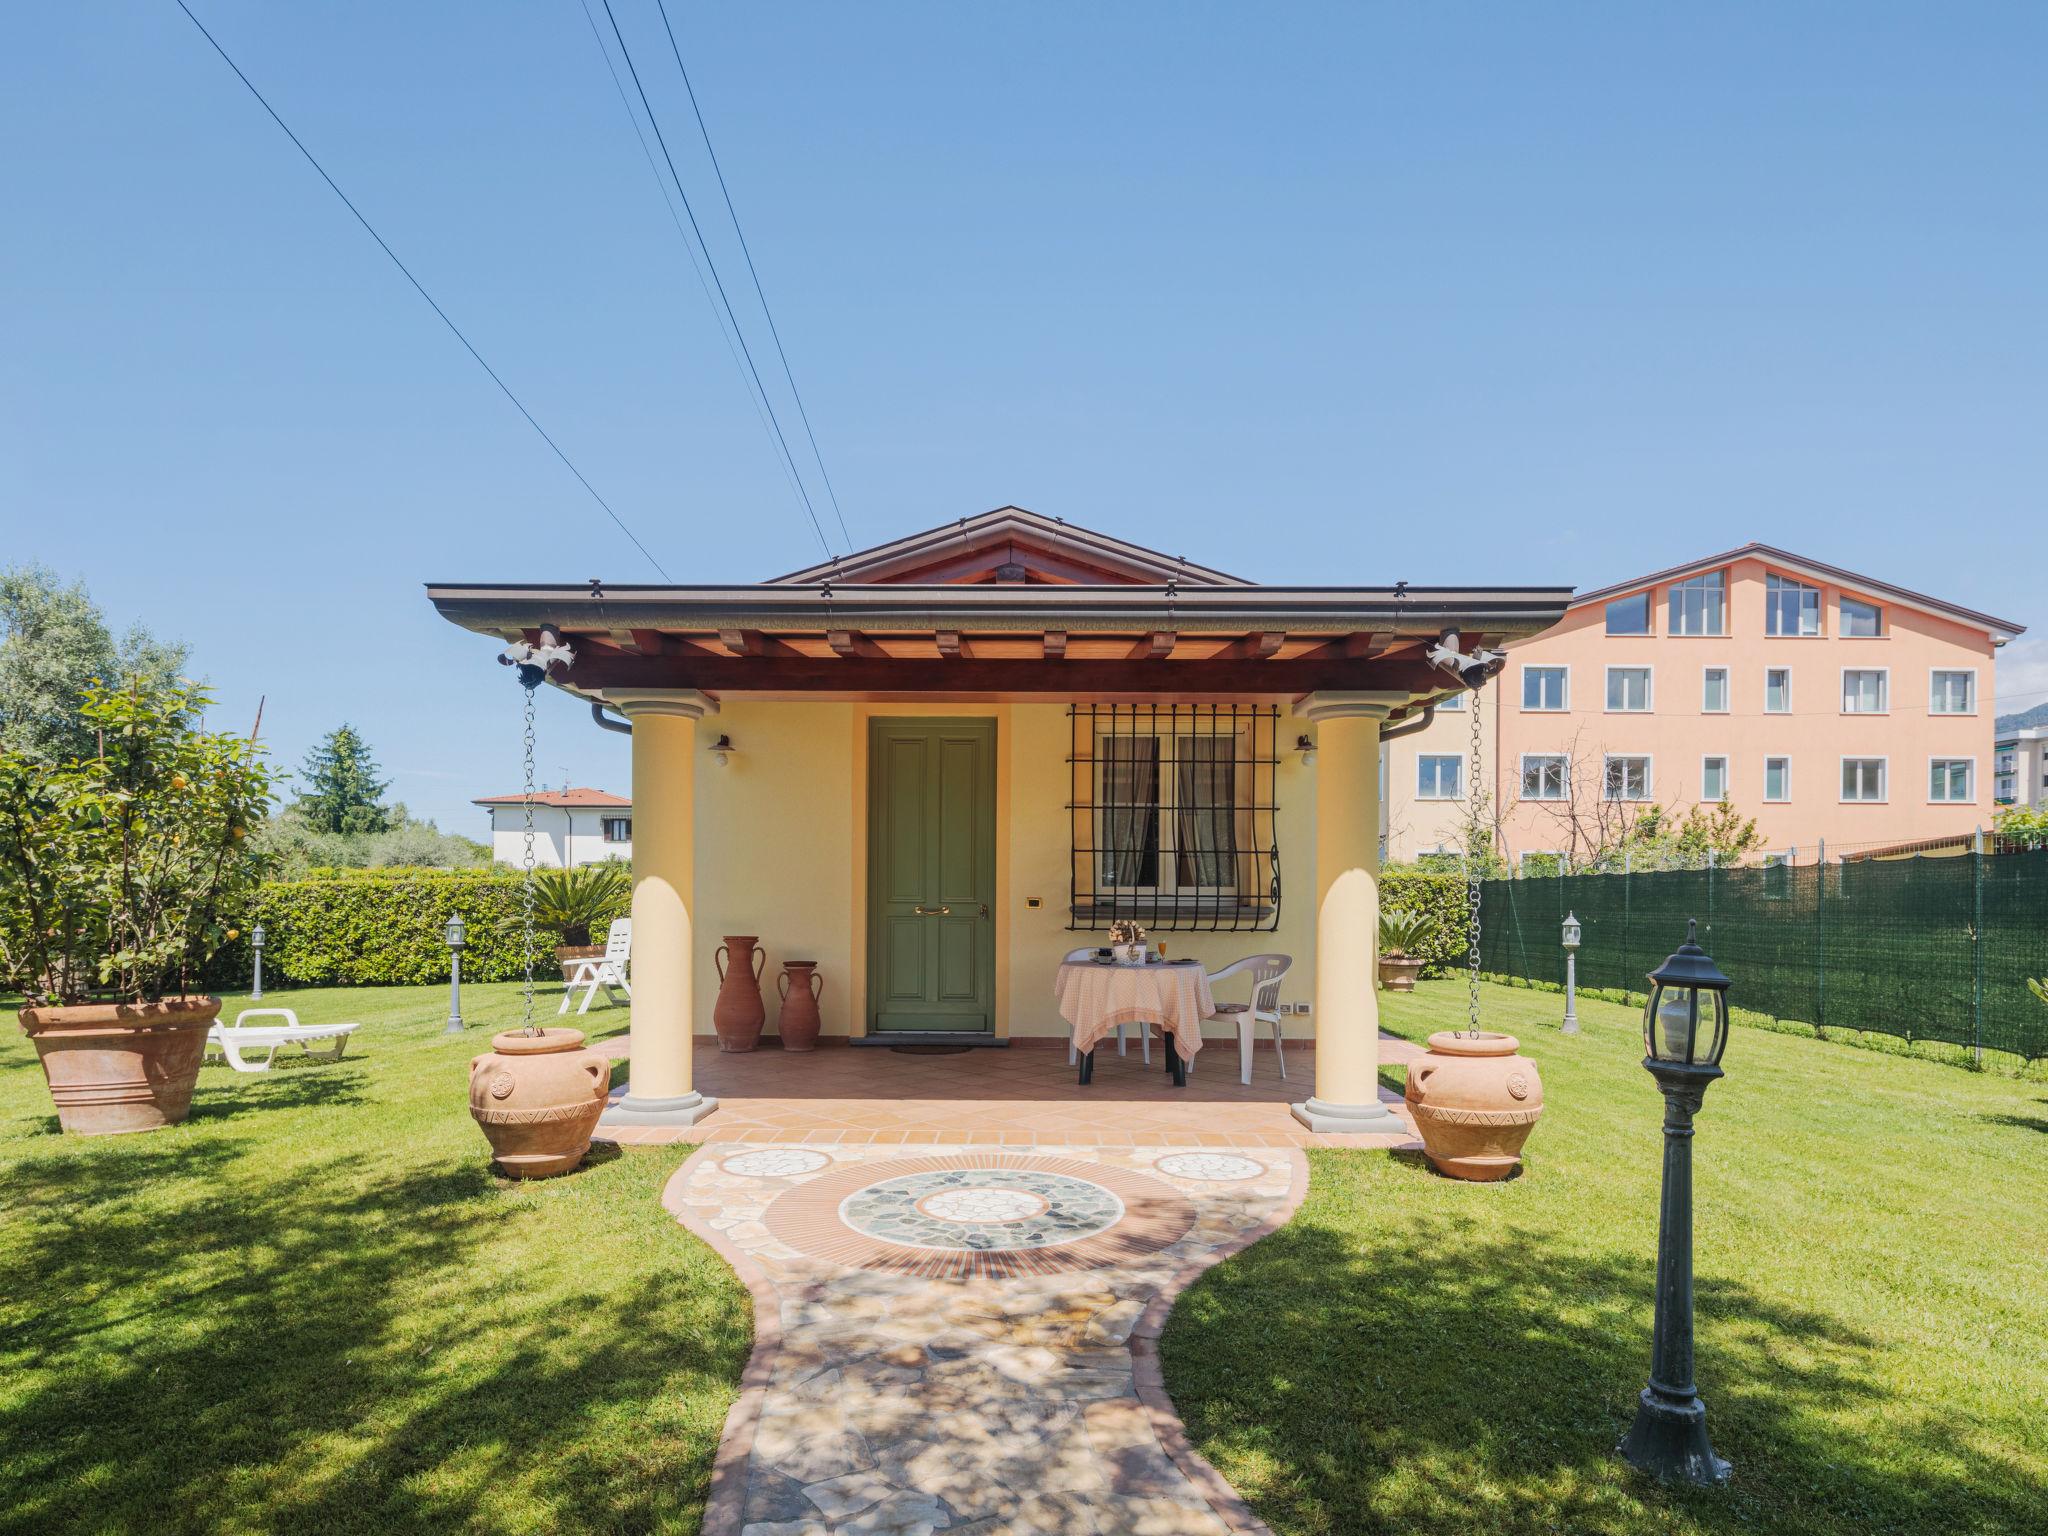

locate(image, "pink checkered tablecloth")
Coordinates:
1054 960 1213 1060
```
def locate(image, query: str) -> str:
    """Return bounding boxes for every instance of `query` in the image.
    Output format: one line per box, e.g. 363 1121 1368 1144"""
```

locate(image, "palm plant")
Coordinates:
1379 906 1436 961
530 861 630 948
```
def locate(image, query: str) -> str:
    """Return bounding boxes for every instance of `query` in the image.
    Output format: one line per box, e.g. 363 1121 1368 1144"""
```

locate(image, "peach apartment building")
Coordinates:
1384 544 2024 868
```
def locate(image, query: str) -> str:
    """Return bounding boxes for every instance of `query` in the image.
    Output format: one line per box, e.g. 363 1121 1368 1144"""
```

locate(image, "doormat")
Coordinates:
889 1044 974 1055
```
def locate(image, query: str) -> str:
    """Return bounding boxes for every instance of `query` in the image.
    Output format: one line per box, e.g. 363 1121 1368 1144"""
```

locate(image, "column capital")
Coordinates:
602 688 719 721
1298 690 1410 723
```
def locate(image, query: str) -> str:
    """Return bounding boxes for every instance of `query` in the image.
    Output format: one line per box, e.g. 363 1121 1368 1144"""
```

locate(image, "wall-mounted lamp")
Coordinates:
708 733 737 768
1295 733 1316 766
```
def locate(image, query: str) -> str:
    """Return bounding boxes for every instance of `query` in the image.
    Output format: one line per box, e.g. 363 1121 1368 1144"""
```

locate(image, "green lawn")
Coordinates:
1161 980 2048 1536
0 984 748 1536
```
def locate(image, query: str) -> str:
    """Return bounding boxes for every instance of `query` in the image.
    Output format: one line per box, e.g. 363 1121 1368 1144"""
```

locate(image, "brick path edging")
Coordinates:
1129 1149 1309 1536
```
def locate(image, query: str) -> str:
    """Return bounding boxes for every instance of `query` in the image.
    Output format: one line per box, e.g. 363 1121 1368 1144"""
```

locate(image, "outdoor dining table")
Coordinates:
1054 958 1215 1087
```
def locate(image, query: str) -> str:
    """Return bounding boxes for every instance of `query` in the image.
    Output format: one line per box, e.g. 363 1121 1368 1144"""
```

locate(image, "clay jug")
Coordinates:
468 1027 611 1179
776 961 823 1052
1403 1032 1544 1182
713 936 768 1052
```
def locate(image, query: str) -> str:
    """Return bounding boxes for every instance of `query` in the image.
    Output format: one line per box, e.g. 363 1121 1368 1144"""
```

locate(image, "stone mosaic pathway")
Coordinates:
666 1141 1306 1536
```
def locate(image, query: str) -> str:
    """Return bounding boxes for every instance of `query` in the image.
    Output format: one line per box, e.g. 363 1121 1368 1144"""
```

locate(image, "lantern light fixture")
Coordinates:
1295 733 1315 766
250 922 267 1001
1559 911 1581 1035
709 733 737 768
1641 918 1730 1068
443 912 468 1034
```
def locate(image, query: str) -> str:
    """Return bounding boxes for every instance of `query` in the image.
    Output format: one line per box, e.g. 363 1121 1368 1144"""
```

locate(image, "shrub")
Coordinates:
531 862 631 947
1379 871 1471 977
210 867 630 988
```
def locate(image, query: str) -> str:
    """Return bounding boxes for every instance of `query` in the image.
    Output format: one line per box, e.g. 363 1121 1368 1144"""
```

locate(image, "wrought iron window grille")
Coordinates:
1067 703 1281 932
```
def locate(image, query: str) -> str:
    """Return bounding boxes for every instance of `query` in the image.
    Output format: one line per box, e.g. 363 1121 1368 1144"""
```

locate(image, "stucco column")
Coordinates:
598 689 720 1129
1292 691 1411 1136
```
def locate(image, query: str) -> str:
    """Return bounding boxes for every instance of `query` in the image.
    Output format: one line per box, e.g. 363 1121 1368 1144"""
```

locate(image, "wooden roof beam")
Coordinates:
1127 630 1176 660
717 628 801 658
1042 630 1067 659
1214 630 1286 660
935 630 975 658
1297 630 1394 662
827 628 887 658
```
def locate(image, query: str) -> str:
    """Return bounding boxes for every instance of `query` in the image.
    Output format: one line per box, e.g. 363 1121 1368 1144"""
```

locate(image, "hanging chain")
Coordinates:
520 681 538 1035
1465 682 1484 1038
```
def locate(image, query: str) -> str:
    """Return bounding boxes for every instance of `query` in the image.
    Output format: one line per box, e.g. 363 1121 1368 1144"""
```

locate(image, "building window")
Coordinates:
1764 756 1791 802
1930 759 1974 802
1930 670 1976 715
601 817 632 843
1995 749 2016 774
1841 757 1887 803
1521 754 1568 802
1605 592 1652 636
1765 668 1792 713
1766 573 1822 636
1702 667 1729 713
1603 755 1652 801
1522 666 1568 711
1437 690 1465 710
1606 666 1652 712
1417 755 1463 800
1070 704 1277 931
1840 596 1884 637
1667 571 1726 636
1701 757 1728 803
1841 669 1888 714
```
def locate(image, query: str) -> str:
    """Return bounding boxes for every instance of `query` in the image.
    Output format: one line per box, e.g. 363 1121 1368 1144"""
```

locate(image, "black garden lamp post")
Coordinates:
1618 918 1733 1487
443 913 468 1035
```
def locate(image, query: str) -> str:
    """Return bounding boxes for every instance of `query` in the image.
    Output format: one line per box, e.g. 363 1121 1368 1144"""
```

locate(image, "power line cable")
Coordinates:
572 0 823 529
595 0 836 560
650 0 853 552
170 0 673 581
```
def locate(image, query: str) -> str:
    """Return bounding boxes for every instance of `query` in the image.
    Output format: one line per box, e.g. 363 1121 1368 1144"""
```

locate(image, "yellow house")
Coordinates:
428 508 1568 1136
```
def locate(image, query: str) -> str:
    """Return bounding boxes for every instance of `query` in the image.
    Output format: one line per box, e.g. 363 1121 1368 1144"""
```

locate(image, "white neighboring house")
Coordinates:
475 787 632 868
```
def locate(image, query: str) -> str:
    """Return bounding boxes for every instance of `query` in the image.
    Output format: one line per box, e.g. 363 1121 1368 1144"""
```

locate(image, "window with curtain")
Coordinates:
1930 670 1975 714
1097 735 1160 887
1930 759 1973 802
1840 597 1884 636
1841 669 1888 713
1702 667 1729 712
1766 574 1822 636
1173 735 1235 887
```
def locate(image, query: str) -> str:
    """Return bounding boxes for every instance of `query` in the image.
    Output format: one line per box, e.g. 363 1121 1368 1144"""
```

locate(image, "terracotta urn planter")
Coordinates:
18 997 220 1137
1403 1031 1544 1182
1378 955 1425 992
776 961 823 1052
713 936 768 1052
468 1027 611 1179
554 944 603 984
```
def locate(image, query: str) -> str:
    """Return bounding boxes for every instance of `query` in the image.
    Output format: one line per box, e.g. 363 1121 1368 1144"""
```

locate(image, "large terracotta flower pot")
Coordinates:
776 961 823 1052
18 997 220 1137
713 936 768 1052
1378 956 1425 992
468 1027 611 1179
1403 1031 1544 1182
554 944 603 984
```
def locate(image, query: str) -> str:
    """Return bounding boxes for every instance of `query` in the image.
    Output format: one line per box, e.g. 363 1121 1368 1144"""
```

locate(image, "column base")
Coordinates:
600 1091 720 1129
1617 1385 1732 1486
1290 1097 1410 1135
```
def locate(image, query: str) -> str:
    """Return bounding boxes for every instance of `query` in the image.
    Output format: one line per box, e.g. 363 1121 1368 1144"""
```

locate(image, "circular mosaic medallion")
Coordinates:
762 1154 1197 1279
1152 1152 1268 1183
720 1148 832 1179
841 1168 1123 1253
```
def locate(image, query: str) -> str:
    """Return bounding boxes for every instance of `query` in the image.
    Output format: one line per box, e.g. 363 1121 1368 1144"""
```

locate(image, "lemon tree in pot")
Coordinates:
1377 906 1433 992
2 680 274 1135
531 861 629 982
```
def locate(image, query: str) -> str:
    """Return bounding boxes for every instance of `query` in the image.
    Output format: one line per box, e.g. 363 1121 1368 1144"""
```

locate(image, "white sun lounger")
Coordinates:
559 917 632 1016
207 1008 359 1073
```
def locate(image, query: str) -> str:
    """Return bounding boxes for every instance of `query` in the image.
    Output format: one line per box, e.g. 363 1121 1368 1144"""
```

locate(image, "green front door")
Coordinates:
867 718 996 1033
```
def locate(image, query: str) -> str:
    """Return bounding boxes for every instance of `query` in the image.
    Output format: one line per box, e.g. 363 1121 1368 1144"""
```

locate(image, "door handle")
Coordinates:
914 904 951 916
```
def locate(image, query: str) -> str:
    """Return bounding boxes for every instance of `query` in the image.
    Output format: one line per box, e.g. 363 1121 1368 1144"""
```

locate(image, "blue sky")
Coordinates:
5 2 2044 833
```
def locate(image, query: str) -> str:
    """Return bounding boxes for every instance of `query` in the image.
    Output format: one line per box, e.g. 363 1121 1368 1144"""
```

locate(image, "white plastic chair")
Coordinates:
1205 953 1293 1085
560 917 632 1015
207 1009 359 1073
1060 944 1152 1066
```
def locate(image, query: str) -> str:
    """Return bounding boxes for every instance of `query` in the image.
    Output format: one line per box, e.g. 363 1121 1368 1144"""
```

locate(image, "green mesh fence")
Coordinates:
1477 849 2048 1060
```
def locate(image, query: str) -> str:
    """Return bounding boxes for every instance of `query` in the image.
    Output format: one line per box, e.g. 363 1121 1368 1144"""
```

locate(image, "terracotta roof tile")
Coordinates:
472 787 630 808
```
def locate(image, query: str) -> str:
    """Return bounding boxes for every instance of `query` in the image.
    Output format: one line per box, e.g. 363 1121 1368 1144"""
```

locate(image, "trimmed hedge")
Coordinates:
1380 871 1472 978
210 869 629 988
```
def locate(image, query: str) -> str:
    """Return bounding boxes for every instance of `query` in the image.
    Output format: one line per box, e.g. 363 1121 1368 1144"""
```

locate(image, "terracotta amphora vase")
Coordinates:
468 1027 611 1179
1403 1031 1545 1182
713 936 768 1052
776 961 823 1052
18 997 220 1136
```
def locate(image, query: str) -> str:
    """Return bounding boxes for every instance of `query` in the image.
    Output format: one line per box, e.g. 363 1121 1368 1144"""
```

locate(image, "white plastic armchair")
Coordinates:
559 918 632 1015
1205 953 1293 1085
207 1009 359 1073
1060 944 1152 1066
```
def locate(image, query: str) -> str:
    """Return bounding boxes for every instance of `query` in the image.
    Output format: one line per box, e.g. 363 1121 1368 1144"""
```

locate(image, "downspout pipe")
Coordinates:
591 701 632 735
1379 702 1439 741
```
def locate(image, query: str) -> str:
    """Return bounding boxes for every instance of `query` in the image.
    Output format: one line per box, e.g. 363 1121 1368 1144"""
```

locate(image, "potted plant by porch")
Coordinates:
531 861 629 981
1377 907 1432 992
2 681 274 1136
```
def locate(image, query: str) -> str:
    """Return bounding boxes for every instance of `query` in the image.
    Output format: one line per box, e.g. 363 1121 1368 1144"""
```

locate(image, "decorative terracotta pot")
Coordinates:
468 1027 611 1179
713 936 768 1052
18 997 220 1137
554 944 603 984
776 961 823 1052
1403 1031 1544 1182
1378 956 1425 992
